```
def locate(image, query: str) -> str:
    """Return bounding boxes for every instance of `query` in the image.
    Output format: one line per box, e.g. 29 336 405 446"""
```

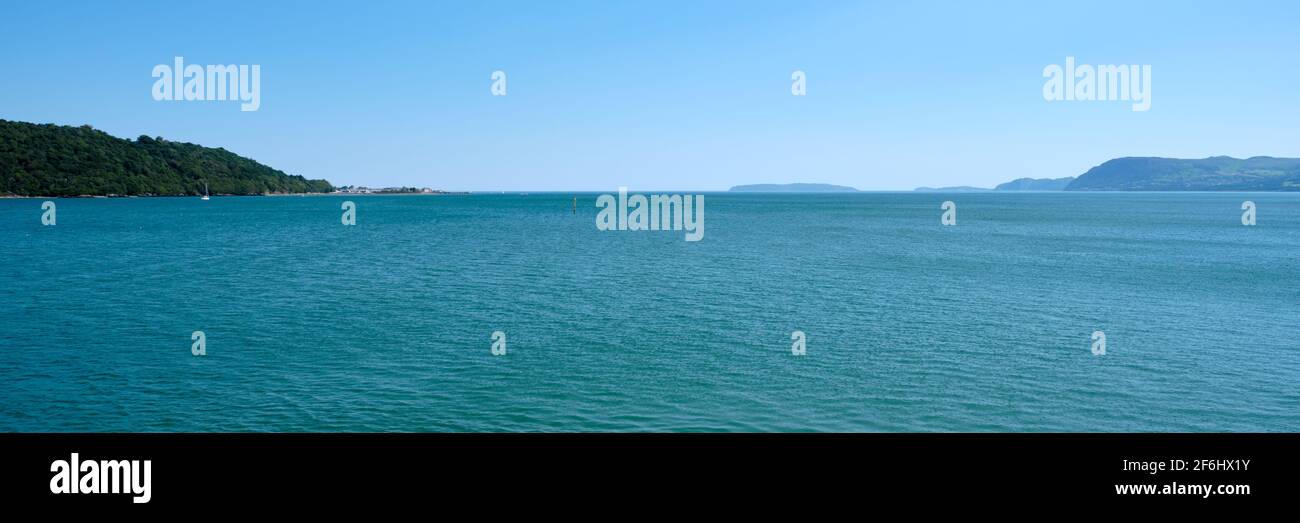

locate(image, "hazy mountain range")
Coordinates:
915 157 1300 192
729 183 859 192
1066 156 1300 191
737 157 1300 193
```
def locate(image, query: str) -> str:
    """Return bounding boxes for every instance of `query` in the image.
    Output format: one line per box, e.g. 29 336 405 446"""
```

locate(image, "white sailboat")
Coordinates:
201 182 210 201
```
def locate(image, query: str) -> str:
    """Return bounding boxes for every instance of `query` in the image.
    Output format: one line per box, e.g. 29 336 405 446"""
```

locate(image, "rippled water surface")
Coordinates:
1 193 1297 431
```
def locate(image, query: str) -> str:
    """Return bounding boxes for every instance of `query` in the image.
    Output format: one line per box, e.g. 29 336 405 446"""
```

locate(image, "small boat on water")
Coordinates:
201 182 210 201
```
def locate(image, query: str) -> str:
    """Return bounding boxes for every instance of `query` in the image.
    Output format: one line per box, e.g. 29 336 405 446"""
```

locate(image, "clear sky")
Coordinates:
2 0 1297 191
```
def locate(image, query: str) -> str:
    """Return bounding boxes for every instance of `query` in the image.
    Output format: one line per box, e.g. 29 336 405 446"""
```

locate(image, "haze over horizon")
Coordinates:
2 0 1297 191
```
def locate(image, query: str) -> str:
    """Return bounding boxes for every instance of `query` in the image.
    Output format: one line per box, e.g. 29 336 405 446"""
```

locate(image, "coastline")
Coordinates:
0 191 467 199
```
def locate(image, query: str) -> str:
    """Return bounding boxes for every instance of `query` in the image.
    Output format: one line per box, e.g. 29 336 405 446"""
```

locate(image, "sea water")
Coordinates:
1 192 1296 432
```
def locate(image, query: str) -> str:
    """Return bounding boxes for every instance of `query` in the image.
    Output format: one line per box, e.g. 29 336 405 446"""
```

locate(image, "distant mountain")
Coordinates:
1066 156 1300 191
729 183 858 192
995 177 1074 191
913 186 991 192
0 119 333 197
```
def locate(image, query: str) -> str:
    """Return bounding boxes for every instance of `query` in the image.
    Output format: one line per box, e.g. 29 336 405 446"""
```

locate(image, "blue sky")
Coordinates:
2 0 1297 191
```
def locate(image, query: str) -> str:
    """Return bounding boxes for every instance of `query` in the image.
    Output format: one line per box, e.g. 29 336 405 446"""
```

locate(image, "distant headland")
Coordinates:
1067 156 1300 191
915 177 1074 192
913 185 993 192
729 183 859 193
914 157 1300 192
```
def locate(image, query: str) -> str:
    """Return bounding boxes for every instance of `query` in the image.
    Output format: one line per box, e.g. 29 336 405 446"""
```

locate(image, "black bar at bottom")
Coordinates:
1 433 1291 510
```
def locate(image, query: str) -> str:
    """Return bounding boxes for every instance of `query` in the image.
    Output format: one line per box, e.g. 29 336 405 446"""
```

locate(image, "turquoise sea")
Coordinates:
1 193 1297 432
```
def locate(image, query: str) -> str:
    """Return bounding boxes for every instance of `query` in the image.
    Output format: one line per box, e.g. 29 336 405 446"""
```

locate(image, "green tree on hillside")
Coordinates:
0 120 333 196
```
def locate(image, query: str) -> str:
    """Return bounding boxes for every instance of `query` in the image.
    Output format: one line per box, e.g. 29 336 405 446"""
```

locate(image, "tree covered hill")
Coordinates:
1066 156 1300 191
0 120 332 196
